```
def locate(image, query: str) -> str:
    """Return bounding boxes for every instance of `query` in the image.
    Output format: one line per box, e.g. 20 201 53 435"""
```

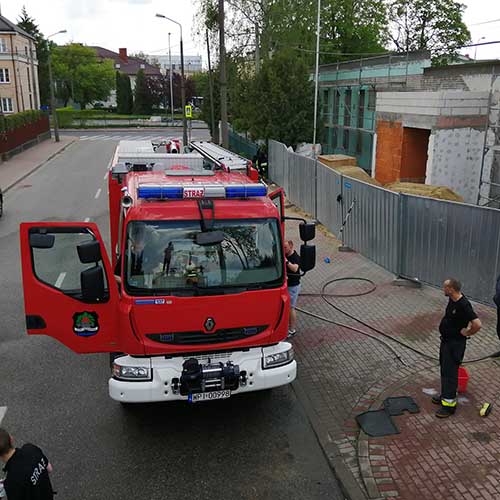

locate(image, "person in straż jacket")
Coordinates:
0 428 55 500
284 240 301 338
431 279 481 418
493 274 500 340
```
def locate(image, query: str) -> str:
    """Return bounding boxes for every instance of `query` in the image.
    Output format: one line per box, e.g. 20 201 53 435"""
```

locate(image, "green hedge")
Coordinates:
0 110 45 132
55 107 75 128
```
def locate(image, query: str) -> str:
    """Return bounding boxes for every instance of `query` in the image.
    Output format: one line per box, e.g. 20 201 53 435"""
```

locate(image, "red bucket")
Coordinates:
458 367 469 393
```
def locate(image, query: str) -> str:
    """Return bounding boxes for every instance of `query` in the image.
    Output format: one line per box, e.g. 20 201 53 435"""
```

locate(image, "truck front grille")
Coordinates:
147 325 268 345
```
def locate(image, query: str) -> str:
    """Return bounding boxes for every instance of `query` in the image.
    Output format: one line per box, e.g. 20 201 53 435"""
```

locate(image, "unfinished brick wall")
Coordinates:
375 121 430 184
374 120 403 184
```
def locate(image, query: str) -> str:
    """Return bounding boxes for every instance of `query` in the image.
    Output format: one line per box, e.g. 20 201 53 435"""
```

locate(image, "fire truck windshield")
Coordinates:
123 218 284 295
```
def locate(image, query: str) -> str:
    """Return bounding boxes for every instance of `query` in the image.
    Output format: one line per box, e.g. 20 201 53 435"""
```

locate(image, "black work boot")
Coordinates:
436 405 456 418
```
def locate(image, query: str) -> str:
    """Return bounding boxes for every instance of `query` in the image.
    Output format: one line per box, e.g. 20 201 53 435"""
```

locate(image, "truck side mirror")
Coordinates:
299 223 315 242
81 266 106 302
29 233 55 249
77 240 102 264
300 244 316 273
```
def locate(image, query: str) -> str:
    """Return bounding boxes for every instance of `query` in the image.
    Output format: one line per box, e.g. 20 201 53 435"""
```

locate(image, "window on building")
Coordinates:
333 89 340 124
0 39 8 53
344 89 352 127
358 89 366 129
1 97 14 113
115 63 121 69
27 67 31 92
343 129 349 151
0 68 10 83
368 89 376 111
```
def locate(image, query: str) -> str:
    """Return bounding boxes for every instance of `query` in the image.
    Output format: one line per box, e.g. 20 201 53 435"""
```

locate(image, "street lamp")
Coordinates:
156 13 187 149
47 30 67 143
474 37 486 60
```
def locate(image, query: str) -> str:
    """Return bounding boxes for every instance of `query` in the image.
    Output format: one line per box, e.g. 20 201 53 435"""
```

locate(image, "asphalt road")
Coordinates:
0 139 343 500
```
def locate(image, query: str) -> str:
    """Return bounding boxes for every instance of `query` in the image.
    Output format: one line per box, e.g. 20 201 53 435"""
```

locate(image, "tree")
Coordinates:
237 50 314 146
116 72 133 114
196 0 388 67
52 44 115 108
388 0 470 63
133 69 150 114
17 7 50 107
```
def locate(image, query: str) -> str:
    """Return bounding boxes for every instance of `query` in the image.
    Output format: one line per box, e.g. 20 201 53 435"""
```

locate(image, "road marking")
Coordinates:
104 172 108 181
80 136 90 141
84 217 90 222
54 272 67 288
95 188 102 199
0 406 6 425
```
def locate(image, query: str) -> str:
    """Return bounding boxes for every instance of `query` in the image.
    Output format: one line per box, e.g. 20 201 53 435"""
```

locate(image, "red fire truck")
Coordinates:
19 140 316 403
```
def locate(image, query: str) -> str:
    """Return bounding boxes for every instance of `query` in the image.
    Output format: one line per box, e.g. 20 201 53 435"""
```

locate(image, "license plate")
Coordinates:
189 390 231 403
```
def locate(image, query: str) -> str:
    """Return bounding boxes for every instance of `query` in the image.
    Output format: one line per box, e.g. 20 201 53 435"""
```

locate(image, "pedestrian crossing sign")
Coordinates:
185 105 192 118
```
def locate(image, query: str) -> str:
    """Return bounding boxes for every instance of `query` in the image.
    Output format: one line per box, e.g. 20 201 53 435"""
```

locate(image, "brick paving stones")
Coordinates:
285 206 500 500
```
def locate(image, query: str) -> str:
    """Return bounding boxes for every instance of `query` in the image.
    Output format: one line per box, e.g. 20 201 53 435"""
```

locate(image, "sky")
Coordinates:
0 0 498 63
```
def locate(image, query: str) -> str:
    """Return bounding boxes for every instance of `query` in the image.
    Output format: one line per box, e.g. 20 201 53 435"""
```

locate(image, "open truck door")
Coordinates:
20 222 120 353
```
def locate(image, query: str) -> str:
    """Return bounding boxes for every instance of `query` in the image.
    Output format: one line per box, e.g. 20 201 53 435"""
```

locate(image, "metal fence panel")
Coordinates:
342 176 400 273
401 196 500 303
287 152 316 216
228 128 258 159
317 164 343 236
268 140 288 191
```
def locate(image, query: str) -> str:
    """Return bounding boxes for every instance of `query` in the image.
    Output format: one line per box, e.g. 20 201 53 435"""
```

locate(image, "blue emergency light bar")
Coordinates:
137 183 267 200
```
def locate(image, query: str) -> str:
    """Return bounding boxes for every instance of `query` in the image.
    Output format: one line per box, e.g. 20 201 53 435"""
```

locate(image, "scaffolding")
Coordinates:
477 69 500 206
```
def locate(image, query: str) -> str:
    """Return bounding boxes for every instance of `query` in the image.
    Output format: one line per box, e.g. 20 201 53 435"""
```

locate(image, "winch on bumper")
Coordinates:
109 343 296 403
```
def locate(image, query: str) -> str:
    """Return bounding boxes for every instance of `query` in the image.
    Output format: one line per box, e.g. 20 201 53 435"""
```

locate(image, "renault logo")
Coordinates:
204 317 216 332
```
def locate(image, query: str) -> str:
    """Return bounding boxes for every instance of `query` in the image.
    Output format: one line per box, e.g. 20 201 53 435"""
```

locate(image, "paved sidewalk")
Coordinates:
285 203 500 500
0 136 76 192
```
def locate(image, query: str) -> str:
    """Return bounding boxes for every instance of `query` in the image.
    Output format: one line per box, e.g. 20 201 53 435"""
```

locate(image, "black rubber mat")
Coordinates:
383 396 420 416
355 409 399 437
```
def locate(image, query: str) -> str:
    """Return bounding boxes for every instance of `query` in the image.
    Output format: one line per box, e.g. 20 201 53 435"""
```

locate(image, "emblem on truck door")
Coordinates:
204 317 216 332
73 312 100 337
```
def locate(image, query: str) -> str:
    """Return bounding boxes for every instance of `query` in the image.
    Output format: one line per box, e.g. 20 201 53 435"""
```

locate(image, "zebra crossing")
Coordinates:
79 134 173 142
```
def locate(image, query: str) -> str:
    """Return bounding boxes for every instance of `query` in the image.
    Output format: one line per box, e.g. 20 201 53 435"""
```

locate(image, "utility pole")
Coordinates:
219 0 229 148
168 32 174 123
47 30 67 143
206 29 218 144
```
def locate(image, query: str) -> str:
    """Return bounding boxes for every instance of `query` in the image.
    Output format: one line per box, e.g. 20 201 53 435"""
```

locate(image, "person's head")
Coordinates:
284 240 294 256
0 428 14 462
443 278 462 297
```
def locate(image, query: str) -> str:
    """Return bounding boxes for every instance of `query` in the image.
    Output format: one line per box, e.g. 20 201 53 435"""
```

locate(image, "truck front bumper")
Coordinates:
109 343 296 403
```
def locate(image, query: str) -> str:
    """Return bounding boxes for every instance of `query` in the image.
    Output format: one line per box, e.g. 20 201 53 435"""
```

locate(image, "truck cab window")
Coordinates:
30 229 108 300
124 219 283 294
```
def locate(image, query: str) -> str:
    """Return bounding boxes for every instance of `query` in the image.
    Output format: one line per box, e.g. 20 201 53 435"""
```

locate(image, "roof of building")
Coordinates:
319 50 431 73
90 46 162 77
0 14 35 40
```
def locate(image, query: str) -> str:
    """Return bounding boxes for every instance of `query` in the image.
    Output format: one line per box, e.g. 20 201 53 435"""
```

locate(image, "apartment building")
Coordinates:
0 14 40 114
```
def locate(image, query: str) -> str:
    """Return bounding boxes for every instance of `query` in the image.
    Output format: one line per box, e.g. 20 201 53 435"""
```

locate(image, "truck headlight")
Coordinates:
112 363 151 381
263 347 294 369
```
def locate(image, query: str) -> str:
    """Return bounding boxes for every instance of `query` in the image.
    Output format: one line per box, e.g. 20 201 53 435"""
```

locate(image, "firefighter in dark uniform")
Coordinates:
0 428 55 499
432 278 481 418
